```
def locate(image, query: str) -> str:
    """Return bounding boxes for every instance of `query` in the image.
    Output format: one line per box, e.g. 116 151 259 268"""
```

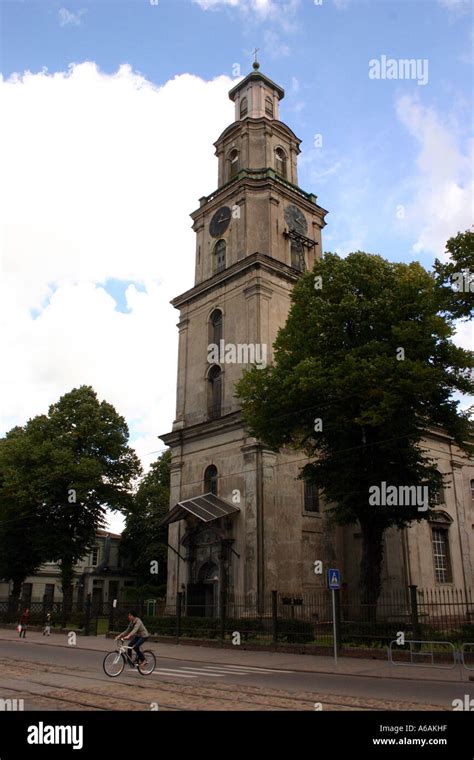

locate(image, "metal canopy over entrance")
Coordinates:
158 492 239 527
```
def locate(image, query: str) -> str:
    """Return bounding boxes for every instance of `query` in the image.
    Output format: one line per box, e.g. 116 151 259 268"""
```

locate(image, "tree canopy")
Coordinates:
236 246 473 604
433 228 473 321
120 449 171 594
0 386 142 604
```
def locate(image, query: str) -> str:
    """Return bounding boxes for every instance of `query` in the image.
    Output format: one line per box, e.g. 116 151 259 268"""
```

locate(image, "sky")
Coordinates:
0 0 472 533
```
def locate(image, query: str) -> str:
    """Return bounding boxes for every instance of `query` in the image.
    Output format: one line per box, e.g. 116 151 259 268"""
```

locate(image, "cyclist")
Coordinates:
115 611 150 667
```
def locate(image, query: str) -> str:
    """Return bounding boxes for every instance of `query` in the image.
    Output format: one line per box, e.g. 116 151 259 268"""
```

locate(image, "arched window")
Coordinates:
303 479 319 513
208 365 222 419
265 96 274 118
210 309 223 346
204 465 218 496
214 239 226 273
240 97 248 118
275 147 287 178
199 561 219 582
229 149 239 179
429 510 453 584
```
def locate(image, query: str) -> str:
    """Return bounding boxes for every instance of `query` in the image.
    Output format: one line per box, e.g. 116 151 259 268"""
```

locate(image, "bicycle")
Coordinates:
103 637 156 677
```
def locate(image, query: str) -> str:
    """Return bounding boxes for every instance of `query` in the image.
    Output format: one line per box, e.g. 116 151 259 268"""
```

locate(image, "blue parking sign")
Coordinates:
328 569 340 589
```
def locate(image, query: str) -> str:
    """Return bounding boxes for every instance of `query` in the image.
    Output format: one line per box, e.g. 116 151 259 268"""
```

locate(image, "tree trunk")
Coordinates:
359 519 385 622
8 579 22 620
60 559 75 626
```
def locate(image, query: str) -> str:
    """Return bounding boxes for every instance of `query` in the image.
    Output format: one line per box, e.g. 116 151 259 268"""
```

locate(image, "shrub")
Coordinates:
278 618 314 644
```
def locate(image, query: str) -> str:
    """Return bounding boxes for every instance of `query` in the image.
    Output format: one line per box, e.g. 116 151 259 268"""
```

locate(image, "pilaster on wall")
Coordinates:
451 457 472 593
165 460 184 607
261 449 278 591
243 280 273 364
240 442 260 601
173 317 189 429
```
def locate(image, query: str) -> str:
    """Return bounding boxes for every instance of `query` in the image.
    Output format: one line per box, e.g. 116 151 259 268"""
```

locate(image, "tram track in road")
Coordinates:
0 656 446 711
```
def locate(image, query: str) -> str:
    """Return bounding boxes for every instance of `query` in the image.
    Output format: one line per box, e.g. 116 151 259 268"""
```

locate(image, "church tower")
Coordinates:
160 62 329 614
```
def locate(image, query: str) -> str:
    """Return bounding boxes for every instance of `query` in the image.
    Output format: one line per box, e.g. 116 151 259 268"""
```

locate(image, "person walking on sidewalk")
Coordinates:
18 608 29 638
42 612 51 636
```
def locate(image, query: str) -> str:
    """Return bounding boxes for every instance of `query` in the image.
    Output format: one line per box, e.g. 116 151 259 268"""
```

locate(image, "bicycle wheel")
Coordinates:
138 650 156 675
103 651 125 677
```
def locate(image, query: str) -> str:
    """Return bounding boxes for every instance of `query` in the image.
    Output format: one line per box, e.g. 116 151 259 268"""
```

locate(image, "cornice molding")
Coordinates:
170 252 299 309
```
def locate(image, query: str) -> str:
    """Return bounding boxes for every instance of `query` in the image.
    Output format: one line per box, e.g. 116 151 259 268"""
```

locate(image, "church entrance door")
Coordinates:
187 561 219 617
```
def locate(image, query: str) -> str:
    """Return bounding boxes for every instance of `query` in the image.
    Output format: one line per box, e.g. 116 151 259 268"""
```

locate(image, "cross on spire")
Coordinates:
252 48 260 70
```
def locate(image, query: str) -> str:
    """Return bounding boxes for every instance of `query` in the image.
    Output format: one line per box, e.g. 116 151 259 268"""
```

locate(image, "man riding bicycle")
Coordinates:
116 611 150 667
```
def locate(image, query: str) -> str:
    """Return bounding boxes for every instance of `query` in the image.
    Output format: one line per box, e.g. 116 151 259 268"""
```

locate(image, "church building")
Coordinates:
160 63 473 616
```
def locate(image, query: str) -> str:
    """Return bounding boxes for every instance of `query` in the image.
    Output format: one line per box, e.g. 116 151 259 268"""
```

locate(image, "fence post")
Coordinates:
272 591 278 643
84 593 92 637
220 586 226 645
334 588 342 654
176 592 182 642
108 601 115 635
409 584 421 649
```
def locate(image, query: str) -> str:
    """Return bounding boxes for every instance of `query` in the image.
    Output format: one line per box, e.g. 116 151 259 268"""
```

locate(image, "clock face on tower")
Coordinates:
284 204 307 236
209 206 231 238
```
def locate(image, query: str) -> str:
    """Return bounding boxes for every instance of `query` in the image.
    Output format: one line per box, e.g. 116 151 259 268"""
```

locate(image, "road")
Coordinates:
0 635 469 711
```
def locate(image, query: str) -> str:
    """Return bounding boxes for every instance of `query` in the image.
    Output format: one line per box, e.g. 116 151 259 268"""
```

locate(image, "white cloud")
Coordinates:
194 0 274 14
395 94 473 258
438 0 470 8
194 0 300 27
58 8 86 27
0 63 235 476
452 320 473 352
263 29 290 58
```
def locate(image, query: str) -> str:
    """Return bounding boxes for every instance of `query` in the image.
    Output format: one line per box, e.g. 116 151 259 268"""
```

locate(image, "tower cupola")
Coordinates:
228 60 285 122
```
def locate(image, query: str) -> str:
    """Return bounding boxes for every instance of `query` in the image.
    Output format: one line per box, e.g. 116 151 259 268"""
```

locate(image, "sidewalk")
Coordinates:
1 629 472 683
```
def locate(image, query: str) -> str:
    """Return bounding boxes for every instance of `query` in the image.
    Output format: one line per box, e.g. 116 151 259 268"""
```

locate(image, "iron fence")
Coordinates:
1 585 472 649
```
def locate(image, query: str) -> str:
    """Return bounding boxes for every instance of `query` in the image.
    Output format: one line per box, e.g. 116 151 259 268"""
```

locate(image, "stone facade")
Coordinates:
0 530 136 605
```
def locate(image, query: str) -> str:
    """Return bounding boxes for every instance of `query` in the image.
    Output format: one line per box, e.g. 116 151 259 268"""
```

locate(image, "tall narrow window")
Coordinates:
92 546 99 566
229 149 239 179
240 97 248 118
44 584 55 606
208 365 222 419
275 147 287 178
210 309 223 346
21 583 32 605
432 528 452 583
470 479 474 502
215 240 226 273
265 96 274 118
204 465 218 496
304 479 319 513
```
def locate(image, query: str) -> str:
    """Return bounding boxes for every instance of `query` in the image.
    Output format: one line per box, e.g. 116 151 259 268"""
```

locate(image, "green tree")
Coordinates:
0 386 142 612
433 229 473 320
0 428 45 611
120 449 171 593
236 251 473 607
